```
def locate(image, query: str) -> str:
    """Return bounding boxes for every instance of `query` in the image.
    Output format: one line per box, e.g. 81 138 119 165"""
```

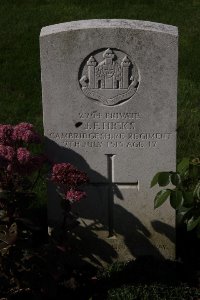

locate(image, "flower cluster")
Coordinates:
0 123 45 189
17 147 31 164
66 190 86 202
0 145 15 162
51 163 88 186
0 123 41 146
16 147 45 175
51 163 76 185
0 125 13 145
0 145 15 172
51 162 89 202
12 123 41 144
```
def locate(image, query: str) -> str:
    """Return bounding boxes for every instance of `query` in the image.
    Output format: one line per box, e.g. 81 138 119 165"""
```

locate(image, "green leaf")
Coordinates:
187 216 200 231
158 172 171 187
150 172 160 187
177 157 190 175
181 207 195 223
190 165 199 179
170 190 183 209
170 173 181 186
177 206 193 224
183 191 194 207
193 181 200 199
154 189 171 209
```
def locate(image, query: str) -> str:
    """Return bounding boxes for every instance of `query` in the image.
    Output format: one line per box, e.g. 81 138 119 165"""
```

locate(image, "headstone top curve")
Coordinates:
40 19 178 37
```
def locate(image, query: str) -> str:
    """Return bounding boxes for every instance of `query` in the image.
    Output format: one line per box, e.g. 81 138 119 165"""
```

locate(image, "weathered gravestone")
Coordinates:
40 20 178 264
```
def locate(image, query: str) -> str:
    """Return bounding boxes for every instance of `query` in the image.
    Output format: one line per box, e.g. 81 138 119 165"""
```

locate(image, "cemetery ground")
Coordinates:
0 0 200 299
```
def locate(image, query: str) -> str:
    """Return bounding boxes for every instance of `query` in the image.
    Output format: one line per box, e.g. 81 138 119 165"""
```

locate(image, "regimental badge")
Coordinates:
79 48 139 106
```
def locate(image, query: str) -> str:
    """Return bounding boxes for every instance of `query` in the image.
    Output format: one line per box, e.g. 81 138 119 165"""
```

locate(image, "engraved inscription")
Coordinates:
83 122 135 130
47 111 172 150
79 48 139 106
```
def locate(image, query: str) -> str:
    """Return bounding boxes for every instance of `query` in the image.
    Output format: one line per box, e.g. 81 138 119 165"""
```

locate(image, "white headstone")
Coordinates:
40 20 178 264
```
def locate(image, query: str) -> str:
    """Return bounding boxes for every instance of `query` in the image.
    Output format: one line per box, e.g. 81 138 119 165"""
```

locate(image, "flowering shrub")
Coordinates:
0 123 45 190
50 162 89 246
0 123 92 298
0 122 46 226
0 123 91 298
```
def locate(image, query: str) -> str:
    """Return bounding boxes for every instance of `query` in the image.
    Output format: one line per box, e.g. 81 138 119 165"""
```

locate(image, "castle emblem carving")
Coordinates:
79 48 139 106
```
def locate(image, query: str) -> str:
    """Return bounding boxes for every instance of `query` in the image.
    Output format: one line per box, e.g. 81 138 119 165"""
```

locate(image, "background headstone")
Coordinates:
40 20 178 265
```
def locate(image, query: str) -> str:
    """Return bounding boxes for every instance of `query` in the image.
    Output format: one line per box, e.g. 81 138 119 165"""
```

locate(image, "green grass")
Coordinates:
95 258 200 300
0 0 199 157
107 284 200 300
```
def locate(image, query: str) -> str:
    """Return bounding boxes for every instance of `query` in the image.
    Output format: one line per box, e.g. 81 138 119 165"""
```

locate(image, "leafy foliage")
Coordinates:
154 189 171 209
0 124 92 299
151 157 200 237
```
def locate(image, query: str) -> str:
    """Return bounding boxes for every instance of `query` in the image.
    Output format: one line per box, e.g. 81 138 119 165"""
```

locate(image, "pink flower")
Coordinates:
12 122 41 144
51 163 76 184
52 163 75 173
0 145 15 161
65 189 86 202
0 124 13 145
51 163 89 186
17 147 31 164
66 169 89 186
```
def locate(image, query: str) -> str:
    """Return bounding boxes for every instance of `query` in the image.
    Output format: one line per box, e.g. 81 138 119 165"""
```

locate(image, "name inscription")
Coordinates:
47 111 172 149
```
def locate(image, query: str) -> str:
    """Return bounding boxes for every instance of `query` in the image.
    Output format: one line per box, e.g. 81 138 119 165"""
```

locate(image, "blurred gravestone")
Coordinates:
40 20 178 265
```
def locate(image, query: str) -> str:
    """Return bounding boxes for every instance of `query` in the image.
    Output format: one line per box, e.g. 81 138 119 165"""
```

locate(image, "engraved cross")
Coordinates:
91 154 139 237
